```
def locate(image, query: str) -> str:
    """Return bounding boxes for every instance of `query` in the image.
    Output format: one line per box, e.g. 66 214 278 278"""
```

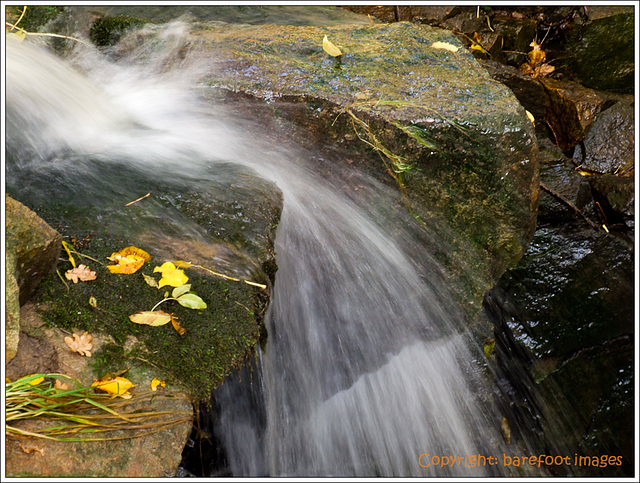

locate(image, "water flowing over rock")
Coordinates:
195 20 539 320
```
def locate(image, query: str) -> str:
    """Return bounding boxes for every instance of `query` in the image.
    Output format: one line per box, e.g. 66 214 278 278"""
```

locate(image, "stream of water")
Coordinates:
5 23 542 477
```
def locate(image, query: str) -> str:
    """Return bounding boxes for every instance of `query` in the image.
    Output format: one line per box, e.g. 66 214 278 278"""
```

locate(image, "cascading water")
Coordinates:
5 23 543 477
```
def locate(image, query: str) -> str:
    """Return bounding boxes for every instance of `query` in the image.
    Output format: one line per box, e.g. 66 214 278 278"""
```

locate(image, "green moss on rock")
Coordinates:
89 15 148 47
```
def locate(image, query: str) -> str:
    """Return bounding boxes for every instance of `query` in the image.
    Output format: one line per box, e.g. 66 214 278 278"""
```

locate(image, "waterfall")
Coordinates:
5 23 537 477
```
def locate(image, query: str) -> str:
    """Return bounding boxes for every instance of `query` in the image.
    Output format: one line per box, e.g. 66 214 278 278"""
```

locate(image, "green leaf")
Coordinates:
176 293 207 310
172 284 191 298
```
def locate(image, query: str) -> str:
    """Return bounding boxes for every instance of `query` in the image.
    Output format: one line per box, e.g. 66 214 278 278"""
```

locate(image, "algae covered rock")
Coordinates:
197 21 539 319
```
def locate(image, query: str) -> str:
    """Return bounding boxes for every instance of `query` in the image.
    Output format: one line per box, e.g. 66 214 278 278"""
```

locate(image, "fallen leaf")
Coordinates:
501 417 511 445
151 378 166 391
154 262 189 288
61 240 76 268
54 379 69 391
92 375 134 398
23 375 45 386
172 284 192 298
64 331 94 357
176 293 207 310
19 441 45 456
89 296 98 308
483 337 496 358
538 63 555 77
525 110 535 126
431 41 459 52
173 260 193 269
142 273 159 288
65 264 97 283
527 40 546 65
171 316 187 336
129 311 173 327
107 246 151 274
322 35 343 57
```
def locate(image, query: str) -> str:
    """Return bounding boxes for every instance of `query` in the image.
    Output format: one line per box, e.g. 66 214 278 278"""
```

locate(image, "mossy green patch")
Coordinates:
89 15 149 47
35 233 265 402
6 5 63 32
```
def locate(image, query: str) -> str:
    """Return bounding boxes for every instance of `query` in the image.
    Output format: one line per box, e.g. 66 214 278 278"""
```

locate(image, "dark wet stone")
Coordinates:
562 8 635 94
573 100 635 175
540 78 605 152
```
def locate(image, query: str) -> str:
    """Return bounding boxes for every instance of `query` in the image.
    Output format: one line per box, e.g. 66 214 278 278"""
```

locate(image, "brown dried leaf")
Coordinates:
65 264 97 283
54 379 69 390
64 331 94 357
170 315 187 336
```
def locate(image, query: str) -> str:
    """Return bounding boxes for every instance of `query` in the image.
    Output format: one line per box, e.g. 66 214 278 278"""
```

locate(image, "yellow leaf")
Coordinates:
151 378 166 391
527 41 546 65
525 110 535 126
431 41 459 52
27 375 45 386
322 35 343 57
173 260 193 269
469 43 487 53
92 376 134 398
107 246 151 274
61 241 76 268
129 311 173 327
153 262 189 288
89 296 98 308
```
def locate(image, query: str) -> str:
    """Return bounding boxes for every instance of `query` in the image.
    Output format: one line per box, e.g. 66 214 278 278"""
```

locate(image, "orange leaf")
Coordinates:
92 375 134 398
170 315 187 336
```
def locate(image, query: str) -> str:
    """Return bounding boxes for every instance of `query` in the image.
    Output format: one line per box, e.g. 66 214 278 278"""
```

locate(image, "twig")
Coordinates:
539 181 600 230
124 192 151 207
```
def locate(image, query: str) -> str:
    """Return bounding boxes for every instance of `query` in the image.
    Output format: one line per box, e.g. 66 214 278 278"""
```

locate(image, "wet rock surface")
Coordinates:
5 196 62 363
193 20 539 320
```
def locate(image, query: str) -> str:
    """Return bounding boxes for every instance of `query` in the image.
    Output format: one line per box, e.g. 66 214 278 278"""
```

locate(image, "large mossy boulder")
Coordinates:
195 21 539 320
5 195 62 363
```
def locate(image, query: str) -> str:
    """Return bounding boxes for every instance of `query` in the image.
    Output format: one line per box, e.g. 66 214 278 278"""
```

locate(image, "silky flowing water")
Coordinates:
5 24 544 477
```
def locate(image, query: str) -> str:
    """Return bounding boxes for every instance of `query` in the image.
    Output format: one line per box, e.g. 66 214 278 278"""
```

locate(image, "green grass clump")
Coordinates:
6 374 191 442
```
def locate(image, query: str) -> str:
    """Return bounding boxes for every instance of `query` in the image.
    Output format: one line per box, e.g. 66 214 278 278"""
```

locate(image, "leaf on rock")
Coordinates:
92 375 134 398
142 273 159 288
107 246 151 274
176 293 207 310
170 315 187 336
173 260 193 269
129 311 173 327
64 331 94 357
431 41 459 52
151 378 166 391
154 262 189 288
65 264 97 283
172 284 192 298
322 35 343 57
54 379 69 390
527 40 546 65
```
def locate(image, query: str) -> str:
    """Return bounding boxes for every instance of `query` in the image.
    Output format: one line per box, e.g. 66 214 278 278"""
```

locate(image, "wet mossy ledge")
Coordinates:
195 21 539 322
9 161 282 403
